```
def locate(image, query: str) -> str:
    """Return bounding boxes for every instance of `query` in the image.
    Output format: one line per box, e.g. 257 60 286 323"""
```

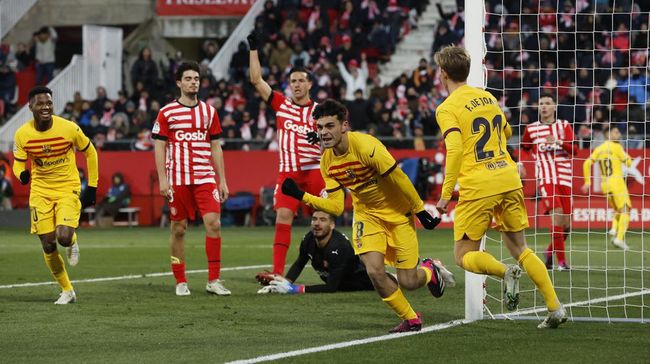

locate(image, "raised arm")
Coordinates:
247 31 272 102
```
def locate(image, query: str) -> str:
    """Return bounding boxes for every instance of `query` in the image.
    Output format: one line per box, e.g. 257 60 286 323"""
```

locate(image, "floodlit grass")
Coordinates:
0 226 648 363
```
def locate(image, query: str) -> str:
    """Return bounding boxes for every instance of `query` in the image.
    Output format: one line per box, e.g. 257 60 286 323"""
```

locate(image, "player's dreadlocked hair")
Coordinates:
175 61 200 81
312 99 347 123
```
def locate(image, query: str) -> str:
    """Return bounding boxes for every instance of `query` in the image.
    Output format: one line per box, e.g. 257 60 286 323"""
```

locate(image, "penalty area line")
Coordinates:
0 264 271 289
225 319 469 364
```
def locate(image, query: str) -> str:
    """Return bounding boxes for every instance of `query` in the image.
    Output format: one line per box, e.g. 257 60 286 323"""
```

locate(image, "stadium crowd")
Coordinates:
2 0 648 150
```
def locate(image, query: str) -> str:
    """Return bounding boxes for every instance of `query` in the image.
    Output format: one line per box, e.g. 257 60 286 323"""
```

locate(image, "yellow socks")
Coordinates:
518 248 560 311
617 213 629 242
383 288 417 320
43 251 73 292
462 251 507 278
611 213 619 232
71 232 77 246
419 265 432 285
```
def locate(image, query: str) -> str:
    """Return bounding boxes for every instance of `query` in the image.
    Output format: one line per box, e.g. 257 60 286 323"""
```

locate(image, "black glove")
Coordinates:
306 131 320 145
19 170 30 185
416 210 441 230
82 186 97 209
247 30 259 51
281 178 305 201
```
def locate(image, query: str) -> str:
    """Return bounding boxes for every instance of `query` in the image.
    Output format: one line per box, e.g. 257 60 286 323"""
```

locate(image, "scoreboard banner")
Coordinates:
156 0 256 17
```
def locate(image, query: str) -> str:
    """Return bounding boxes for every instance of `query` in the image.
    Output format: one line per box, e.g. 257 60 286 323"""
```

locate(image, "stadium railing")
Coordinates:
0 0 37 38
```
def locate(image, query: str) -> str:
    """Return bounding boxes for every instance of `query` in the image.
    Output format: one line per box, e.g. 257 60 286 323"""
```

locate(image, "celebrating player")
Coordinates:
13 86 98 304
521 93 576 270
582 126 632 250
248 30 325 278
433 46 566 328
153 61 230 296
257 210 374 294
281 99 455 333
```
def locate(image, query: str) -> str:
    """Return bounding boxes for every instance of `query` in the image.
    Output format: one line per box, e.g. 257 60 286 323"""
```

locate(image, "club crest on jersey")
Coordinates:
212 189 220 202
345 169 357 180
42 144 52 154
170 207 177 216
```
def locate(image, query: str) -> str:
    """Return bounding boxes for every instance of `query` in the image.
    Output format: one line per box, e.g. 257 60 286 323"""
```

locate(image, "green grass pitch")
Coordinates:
0 226 648 363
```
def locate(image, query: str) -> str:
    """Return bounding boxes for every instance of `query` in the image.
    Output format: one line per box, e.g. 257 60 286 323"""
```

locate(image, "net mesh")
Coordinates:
479 0 650 322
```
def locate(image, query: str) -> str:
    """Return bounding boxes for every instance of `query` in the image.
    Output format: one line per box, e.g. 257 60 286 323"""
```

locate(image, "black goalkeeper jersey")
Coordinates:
285 230 374 293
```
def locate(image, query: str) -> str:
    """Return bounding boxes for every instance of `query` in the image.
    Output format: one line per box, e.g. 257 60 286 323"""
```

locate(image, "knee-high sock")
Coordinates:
617 212 629 242
272 223 292 275
43 251 73 291
611 213 620 232
171 256 186 284
462 251 507 278
206 236 222 281
71 232 77 245
551 225 567 264
518 248 560 311
382 288 418 320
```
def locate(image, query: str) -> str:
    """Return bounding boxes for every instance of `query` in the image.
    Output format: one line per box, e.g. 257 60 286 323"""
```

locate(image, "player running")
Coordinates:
281 99 455 333
582 126 632 250
521 93 576 270
433 46 566 328
248 30 325 279
13 86 98 304
153 61 230 296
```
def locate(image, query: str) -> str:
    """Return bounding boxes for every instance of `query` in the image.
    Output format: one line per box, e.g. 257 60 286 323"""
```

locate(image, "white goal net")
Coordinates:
463 0 650 323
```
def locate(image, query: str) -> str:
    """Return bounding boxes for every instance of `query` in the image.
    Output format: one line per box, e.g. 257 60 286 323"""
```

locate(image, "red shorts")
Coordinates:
169 183 221 221
539 184 572 214
274 169 325 213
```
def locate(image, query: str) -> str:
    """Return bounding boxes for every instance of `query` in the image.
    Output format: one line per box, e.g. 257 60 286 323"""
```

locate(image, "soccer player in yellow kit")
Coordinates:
281 99 455 333
13 86 98 304
433 46 566 328
582 127 632 250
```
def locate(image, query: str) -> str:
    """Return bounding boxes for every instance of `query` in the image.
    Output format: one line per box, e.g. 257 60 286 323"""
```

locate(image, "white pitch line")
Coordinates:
0 264 271 289
225 319 469 364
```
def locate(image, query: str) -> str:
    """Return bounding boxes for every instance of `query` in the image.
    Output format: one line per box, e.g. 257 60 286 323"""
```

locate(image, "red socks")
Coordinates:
206 236 222 281
273 223 292 275
171 262 187 284
547 225 567 265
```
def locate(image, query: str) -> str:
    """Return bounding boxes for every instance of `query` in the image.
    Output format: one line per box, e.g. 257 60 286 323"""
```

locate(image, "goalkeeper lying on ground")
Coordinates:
257 210 374 294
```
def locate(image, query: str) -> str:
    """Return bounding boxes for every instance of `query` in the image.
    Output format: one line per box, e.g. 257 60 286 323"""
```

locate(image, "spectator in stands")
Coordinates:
91 86 109 116
0 165 13 211
412 58 434 93
337 34 360 66
346 89 370 131
290 43 310 68
14 42 33 71
202 41 219 64
229 41 250 83
95 172 131 225
34 26 57 85
268 38 293 71
0 63 16 114
130 47 158 94
337 53 368 101
109 112 130 141
431 22 459 55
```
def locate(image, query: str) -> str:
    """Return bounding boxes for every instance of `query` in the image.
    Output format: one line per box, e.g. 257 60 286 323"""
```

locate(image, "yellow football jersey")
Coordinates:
319 132 420 224
13 116 93 196
584 140 631 193
436 85 521 201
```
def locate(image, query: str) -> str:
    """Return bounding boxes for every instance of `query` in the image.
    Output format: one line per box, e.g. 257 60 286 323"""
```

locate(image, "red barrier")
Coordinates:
7 149 649 227
156 0 255 16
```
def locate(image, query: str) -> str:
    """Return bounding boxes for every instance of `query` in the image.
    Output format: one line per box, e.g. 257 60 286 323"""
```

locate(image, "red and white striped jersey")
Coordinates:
521 120 575 187
269 91 321 173
152 100 222 186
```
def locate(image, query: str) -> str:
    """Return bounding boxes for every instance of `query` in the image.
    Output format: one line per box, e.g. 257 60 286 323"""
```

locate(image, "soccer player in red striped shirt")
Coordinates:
248 31 325 278
153 61 230 296
521 94 576 270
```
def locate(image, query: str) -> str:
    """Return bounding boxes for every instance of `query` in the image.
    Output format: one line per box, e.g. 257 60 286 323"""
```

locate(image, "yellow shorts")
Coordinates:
604 183 631 211
351 213 419 269
453 189 529 241
29 192 81 235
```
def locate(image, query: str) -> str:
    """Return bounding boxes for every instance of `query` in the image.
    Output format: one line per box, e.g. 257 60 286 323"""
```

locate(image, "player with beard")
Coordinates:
153 61 230 296
248 30 325 280
13 86 98 304
257 210 374 294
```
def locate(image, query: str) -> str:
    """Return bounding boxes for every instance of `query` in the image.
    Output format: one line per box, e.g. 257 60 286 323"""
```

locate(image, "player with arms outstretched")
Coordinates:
521 93 576 270
582 126 632 250
13 86 98 304
433 46 566 328
281 99 455 333
248 31 325 278
153 61 230 296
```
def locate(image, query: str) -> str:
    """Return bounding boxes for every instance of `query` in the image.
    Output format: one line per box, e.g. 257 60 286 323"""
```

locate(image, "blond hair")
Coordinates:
434 46 471 82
